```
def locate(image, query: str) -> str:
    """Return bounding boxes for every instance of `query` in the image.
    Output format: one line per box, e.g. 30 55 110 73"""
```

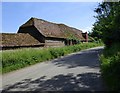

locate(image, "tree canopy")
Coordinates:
91 2 120 47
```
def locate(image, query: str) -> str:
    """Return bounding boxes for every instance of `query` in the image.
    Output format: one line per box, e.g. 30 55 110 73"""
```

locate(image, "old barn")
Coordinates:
1 17 90 49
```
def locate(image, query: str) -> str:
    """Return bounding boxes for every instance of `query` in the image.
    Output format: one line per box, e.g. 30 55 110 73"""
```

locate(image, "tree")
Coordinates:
92 1 120 47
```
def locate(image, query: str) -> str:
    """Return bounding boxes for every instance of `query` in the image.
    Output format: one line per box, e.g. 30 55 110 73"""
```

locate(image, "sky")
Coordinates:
2 2 100 33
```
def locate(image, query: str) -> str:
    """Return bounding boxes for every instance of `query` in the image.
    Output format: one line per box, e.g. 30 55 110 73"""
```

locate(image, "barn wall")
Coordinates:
1 44 44 50
45 37 65 47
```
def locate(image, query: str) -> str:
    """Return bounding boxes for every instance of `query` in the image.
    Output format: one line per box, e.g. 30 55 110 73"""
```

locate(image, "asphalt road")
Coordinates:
2 47 107 91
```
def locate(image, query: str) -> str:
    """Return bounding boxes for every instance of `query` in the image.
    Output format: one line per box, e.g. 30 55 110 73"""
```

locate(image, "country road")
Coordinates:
2 47 107 91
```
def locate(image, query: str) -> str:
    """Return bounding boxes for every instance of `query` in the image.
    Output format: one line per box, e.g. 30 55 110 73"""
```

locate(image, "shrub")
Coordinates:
2 42 103 73
100 44 120 91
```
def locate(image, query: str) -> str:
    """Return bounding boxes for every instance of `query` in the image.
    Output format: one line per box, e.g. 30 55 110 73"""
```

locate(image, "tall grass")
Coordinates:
100 43 120 91
2 42 103 74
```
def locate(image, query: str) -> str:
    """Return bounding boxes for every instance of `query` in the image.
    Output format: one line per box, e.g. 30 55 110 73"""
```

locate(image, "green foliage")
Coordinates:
91 2 120 47
103 43 120 57
93 2 120 90
2 43 103 74
2 48 52 73
100 44 120 91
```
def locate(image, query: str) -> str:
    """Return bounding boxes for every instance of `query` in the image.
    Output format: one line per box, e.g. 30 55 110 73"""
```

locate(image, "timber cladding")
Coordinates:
45 37 65 47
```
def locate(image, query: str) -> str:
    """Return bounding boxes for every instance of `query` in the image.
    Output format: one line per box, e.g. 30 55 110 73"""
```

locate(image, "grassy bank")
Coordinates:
100 44 120 91
2 42 103 74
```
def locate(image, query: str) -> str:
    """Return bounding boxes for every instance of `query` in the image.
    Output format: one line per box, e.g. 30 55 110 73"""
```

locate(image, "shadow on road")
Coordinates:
52 48 103 69
3 47 107 92
3 72 106 91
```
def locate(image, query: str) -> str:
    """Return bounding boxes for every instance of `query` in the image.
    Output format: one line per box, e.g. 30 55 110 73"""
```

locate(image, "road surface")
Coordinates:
2 47 107 91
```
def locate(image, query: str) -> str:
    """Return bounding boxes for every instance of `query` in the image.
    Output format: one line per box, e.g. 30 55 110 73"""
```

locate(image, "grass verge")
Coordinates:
100 43 120 91
2 42 103 74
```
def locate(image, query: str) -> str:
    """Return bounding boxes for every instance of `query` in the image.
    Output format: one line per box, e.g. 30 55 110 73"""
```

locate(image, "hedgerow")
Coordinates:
100 44 120 91
1 42 103 73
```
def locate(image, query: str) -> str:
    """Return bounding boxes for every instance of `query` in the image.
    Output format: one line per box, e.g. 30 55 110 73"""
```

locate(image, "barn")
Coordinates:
1 17 89 49
1 33 44 50
18 17 86 47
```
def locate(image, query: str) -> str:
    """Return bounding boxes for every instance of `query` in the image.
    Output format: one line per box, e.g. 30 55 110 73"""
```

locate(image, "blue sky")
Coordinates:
2 2 99 33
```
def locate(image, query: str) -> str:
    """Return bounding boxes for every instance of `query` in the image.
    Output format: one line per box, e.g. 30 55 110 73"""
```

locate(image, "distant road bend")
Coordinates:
2 46 107 91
